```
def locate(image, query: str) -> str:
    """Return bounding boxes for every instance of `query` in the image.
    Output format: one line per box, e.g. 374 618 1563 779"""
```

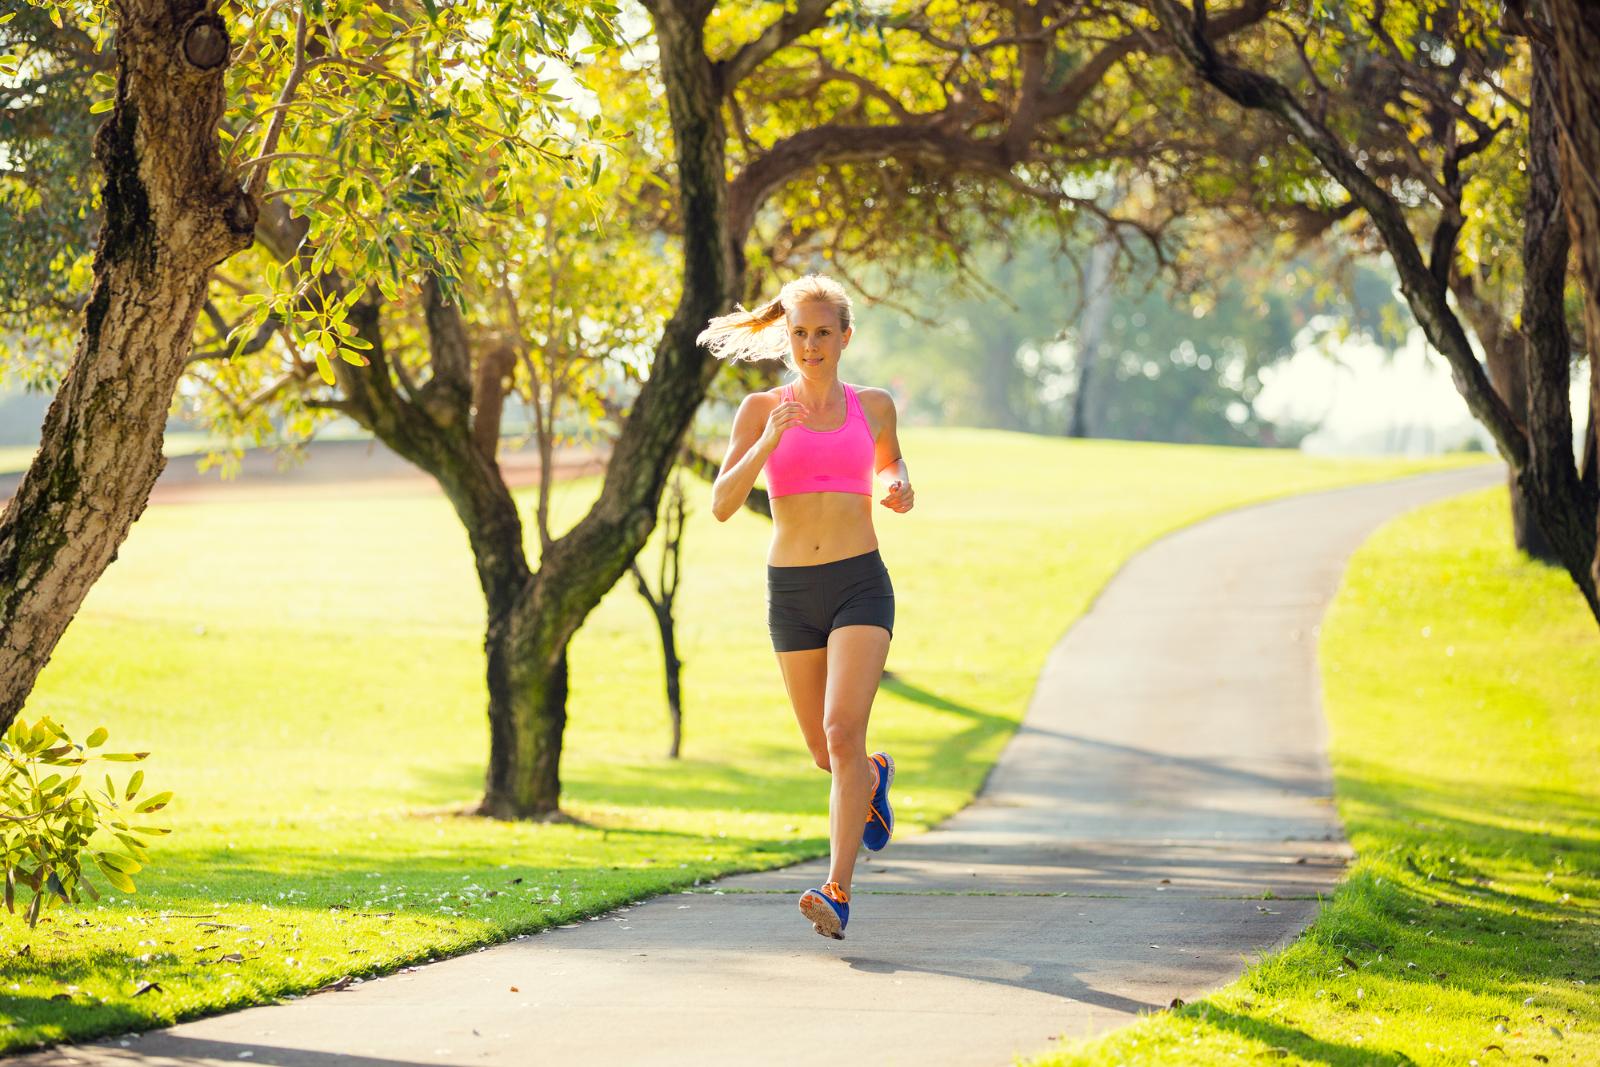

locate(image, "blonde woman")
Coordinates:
701 274 914 940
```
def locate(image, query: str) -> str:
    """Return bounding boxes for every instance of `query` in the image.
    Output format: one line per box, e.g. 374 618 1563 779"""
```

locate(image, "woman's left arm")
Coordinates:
865 388 914 514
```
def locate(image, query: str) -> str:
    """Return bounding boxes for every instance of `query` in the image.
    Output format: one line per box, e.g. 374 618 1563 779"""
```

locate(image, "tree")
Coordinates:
630 470 689 759
1527 0 1600 591
850 229 1391 446
1150 0 1599 622
10 0 1279 816
0 0 616 732
0 0 256 730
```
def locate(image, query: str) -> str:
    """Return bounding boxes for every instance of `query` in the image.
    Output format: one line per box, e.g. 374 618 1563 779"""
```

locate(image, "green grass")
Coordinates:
0 428 1483 1051
1027 485 1600 1066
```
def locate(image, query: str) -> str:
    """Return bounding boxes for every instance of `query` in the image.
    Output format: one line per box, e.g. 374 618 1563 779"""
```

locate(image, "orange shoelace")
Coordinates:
820 881 849 904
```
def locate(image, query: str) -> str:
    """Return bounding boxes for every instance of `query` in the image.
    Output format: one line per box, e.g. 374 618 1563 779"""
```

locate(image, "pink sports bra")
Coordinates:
764 382 875 499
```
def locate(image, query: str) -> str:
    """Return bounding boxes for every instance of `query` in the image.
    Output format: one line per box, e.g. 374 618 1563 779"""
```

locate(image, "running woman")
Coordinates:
698 274 914 941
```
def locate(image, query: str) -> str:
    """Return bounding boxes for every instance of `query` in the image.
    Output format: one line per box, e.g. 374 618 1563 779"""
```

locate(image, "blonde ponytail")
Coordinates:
694 296 789 364
695 273 854 364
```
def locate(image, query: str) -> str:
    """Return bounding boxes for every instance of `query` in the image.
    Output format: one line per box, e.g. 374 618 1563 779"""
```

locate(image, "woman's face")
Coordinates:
786 300 851 376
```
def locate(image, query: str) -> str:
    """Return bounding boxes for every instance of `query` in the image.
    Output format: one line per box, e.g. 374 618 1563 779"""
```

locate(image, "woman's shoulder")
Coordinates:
849 383 896 415
739 386 785 407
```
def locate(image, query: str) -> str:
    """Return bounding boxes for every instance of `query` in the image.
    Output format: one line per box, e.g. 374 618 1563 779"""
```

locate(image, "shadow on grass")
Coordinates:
1166 1004 1417 1066
399 672 1021 822
1108 759 1600 1063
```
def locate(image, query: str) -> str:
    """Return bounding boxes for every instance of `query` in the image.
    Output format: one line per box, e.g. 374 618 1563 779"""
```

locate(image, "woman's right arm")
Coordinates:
712 393 783 522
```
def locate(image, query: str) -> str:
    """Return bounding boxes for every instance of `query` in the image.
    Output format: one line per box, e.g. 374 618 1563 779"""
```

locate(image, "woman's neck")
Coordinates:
793 375 842 410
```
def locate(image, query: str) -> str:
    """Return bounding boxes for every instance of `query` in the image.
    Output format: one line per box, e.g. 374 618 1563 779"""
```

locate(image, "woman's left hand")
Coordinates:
880 479 914 513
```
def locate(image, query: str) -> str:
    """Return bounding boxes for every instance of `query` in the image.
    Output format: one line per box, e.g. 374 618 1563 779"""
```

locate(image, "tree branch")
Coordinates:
713 0 839 95
1150 0 1528 467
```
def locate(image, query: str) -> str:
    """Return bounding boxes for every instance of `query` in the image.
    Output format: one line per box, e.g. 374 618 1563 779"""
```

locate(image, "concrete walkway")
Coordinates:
36 464 1504 1067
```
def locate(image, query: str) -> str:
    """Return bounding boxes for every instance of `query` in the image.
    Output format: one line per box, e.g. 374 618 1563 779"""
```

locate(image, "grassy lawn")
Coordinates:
1028 485 1600 1066
0 428 1483 1052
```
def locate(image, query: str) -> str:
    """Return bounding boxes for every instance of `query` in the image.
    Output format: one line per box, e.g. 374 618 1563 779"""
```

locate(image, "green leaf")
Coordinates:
135 791 173 814
85 727 108 748
125 769 144 802
100 752 150 762
96 851 142 875
92 856 136 894
315 348 335 385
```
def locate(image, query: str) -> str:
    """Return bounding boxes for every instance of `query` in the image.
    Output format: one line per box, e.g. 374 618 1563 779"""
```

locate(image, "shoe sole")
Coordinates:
865 752 895 851
798 891 845 940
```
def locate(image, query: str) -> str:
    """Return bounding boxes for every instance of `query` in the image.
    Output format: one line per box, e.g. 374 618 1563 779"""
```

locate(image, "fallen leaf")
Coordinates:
510 986 519 992
1342 955 1359 969
132 982 162 997
312 976 355 994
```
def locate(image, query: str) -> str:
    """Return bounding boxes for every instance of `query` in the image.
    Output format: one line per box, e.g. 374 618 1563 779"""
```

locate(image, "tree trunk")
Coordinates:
653 602 684 759
1540 0 1600 596
481 625 569 820
1069 235 1115 438
1472 329 1548 563
1519 37 1599 604
0 3 255 730
1458 287 1561 563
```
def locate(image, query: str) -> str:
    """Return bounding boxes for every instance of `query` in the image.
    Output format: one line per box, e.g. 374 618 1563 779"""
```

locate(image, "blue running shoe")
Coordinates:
798 881 850 939
862 751 895 852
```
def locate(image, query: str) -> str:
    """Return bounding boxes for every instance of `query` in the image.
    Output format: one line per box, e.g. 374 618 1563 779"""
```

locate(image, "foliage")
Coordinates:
851 232 1403 446
0 717 168 928
0 0 620 406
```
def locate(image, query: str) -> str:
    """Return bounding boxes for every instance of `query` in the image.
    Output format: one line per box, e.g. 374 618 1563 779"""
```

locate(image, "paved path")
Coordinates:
37 464 1503 1067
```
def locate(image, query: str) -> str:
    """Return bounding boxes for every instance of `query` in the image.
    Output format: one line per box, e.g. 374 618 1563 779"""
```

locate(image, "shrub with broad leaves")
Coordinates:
0 717 171 927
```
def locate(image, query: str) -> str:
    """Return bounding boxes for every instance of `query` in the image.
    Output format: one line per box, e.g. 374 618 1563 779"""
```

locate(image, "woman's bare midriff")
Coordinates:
768 492 878 566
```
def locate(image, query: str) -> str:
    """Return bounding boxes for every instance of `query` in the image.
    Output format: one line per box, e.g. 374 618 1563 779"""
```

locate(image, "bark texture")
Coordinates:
1517 42 1596 580
0 2 255 728
1456 291 1556 560
1539 0 1600 594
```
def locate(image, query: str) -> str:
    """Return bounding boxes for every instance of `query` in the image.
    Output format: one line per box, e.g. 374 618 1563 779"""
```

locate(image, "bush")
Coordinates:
0 717 171 927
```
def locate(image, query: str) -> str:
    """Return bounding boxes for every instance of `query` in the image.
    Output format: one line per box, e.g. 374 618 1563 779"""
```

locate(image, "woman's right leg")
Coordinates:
776 648 830 771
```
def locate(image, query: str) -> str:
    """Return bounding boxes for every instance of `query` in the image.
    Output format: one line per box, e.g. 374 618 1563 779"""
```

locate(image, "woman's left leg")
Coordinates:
822 623 892 894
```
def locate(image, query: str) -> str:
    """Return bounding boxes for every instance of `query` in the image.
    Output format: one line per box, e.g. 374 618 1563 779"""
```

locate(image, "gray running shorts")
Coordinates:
766 549 895 652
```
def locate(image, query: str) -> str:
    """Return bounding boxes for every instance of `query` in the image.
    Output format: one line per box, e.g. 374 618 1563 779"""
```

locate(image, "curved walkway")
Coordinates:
37 463 1504 1067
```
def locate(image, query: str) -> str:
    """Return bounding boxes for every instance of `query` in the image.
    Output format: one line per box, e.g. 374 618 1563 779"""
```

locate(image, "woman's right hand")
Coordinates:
760 398 808 451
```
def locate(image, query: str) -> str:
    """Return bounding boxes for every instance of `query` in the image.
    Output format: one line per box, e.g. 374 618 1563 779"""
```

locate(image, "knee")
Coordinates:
811 748 832 772
823 719 865 760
